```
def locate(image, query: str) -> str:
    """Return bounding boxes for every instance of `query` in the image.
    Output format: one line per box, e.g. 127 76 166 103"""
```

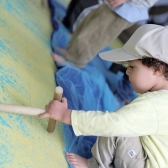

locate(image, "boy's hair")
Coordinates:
142 57 168 80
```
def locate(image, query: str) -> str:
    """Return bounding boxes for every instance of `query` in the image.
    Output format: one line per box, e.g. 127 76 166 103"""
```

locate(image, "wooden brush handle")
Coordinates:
0 104 45 115
0 86 63 133
47 86 63 133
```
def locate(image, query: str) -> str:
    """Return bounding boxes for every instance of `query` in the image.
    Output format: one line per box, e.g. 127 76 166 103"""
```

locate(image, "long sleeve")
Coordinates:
129 0 158 7
71 93 159 137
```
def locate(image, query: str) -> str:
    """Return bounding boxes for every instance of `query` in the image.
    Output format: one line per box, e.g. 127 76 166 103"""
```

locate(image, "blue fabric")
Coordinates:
105 0 149 22
49 1 137 167
55 50 137 168
52 22 70 50
48 0 66 21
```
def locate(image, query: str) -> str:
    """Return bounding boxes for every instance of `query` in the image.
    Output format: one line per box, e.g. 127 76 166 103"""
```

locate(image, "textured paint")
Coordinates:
0 0 68 167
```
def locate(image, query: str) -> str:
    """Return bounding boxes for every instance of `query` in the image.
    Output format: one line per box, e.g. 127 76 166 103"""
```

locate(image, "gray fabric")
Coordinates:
88 157 100 168
88 136 147 168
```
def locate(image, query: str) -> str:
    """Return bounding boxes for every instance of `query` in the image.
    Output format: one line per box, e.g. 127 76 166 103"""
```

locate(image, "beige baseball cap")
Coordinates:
99 24 168 64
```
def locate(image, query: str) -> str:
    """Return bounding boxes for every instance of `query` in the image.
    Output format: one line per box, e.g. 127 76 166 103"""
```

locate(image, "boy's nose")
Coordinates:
126 68 130 76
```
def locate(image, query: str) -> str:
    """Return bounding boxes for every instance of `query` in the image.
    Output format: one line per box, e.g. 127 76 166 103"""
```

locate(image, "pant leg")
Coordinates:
62 0 79 29
66 4 133 67
87 136 147 168
88 136 116 168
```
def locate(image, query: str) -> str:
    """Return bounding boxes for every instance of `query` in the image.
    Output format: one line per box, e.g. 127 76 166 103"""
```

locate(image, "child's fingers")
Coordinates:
62 97 68 108
38 112 50 118
108 0 126 8
61 97 67 104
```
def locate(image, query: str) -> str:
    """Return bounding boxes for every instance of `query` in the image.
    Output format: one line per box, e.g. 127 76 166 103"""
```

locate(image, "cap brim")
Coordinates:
99 48 138 63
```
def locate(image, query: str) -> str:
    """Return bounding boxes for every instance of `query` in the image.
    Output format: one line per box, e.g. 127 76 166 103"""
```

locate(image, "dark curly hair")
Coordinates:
141 57 168 80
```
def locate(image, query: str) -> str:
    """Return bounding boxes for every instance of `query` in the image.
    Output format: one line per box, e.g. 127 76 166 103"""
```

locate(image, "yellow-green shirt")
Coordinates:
71 90 168 168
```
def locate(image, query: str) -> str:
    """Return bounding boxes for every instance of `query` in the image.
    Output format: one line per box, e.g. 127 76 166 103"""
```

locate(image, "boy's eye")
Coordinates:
128 66 134 69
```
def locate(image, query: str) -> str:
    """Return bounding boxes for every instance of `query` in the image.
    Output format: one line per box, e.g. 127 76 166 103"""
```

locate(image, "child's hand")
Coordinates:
107 0 128 8
38 98 72 125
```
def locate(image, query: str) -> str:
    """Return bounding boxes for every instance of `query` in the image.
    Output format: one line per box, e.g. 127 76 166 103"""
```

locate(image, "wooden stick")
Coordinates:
47 86 63 133
0 104 45 115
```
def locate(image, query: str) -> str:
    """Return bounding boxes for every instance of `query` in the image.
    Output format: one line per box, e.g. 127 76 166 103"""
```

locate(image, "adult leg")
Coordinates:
88 136 147 168
66 4 133 67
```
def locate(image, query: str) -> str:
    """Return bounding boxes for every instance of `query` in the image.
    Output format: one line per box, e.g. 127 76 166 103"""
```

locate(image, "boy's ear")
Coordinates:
154 71 162 76
153 68 163 76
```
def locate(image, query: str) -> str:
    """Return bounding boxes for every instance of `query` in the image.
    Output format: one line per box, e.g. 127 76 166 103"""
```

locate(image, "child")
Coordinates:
39 24 168 168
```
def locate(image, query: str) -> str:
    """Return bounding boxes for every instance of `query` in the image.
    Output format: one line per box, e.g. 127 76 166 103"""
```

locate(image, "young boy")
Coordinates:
39 24 168 168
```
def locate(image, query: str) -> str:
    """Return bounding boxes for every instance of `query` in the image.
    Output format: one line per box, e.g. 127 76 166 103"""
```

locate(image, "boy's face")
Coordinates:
126 60 157 94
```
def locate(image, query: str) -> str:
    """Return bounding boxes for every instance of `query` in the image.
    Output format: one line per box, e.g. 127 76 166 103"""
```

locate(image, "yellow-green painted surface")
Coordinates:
110 38 123 49
0 0 67 167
